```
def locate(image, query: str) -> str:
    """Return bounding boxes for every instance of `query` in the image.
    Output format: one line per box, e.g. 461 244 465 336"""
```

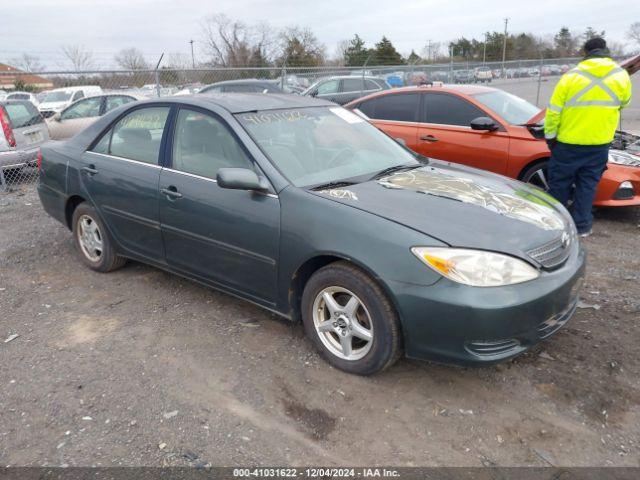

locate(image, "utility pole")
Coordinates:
501 18 509 76
189 39 195 69
482 32 487 65
426 39 432 61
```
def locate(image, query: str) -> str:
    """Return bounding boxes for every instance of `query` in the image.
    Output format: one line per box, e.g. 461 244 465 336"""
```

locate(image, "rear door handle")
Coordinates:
420 134 439 142
160 186 183 199
81 165 98 175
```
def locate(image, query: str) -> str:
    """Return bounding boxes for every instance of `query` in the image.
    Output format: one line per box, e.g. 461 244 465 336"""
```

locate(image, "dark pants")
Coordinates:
547 141 609 233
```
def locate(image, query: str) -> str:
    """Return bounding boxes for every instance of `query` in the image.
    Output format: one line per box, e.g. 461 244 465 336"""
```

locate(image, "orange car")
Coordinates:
344 84 640 207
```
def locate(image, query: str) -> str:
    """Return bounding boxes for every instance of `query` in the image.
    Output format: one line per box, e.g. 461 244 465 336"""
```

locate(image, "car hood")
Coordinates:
312 161 572 262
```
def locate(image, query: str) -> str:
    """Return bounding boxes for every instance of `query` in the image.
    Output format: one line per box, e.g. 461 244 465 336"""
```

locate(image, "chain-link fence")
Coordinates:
0 56 599 192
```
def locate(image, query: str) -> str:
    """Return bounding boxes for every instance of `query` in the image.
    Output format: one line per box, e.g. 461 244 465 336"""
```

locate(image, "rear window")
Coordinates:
3 102 43 128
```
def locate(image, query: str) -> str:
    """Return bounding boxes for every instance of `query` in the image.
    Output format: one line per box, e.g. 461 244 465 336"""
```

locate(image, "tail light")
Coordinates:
36 149 43 171
0 106 16 148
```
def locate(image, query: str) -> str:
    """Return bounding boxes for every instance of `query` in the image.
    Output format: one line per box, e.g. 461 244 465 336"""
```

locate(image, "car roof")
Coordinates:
345 84 496 106
137 93 335 114
204 79 277 87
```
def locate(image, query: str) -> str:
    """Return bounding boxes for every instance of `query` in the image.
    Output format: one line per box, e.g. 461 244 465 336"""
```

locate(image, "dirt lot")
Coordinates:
1 185 639 468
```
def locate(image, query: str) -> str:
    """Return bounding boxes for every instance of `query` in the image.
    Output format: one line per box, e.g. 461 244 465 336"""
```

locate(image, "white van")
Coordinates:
38 86 102 118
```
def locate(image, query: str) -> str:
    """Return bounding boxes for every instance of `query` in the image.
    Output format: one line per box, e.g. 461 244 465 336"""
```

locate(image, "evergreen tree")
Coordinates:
372 36 404 65
343 35 370 66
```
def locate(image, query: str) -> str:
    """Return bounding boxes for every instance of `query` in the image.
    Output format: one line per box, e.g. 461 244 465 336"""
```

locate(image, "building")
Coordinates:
0 63 54 91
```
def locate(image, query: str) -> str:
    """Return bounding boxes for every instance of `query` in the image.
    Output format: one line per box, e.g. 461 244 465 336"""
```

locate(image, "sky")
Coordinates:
2 0 639 69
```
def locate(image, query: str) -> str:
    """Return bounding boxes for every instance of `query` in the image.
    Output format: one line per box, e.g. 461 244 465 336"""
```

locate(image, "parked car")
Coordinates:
37 94 585 374
302 76 390 105
0 100 49 184
528 68 540 77
345 84 640 207
46 93 144 140
492 69 502 79
430 70 449 82
38 86 103 119
473 66 493 83
0 91 8 101
453 70 474 84
199 79 284 94
6 91 39 105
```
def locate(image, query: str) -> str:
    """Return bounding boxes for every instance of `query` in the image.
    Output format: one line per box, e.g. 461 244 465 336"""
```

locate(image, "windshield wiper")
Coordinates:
369 163 419 180
310 180 356 191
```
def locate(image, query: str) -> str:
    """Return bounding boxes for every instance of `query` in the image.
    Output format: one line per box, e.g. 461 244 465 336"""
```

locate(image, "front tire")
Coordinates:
72 203 126 272
521 160 550 191
301 262 402 375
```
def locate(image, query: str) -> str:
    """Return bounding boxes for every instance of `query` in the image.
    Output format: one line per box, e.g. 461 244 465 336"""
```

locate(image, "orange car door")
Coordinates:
354 92 420 149
417 92 510 175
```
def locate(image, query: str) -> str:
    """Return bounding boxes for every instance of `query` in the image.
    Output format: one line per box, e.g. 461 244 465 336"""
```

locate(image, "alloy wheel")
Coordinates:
312 286 373 361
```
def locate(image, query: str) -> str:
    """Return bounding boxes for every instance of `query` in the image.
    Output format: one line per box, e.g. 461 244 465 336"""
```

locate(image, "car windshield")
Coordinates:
472 90 540 125
43 91 72 102
236 106 420 188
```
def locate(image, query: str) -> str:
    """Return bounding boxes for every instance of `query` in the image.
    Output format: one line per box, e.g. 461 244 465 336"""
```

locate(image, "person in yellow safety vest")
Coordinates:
544 37 632 237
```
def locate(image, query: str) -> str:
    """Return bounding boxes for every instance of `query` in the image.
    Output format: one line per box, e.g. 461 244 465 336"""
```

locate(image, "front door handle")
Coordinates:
160 186 183 199
420 134 439 142
81 165 99 175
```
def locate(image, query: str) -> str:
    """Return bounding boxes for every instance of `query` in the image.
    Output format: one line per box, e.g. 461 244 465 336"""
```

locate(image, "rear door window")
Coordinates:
341 78 365 92
105 95 136 113
357 93 419 122
92 107 170 164
422 93 485 126
3 101 43 127
72 91 85 101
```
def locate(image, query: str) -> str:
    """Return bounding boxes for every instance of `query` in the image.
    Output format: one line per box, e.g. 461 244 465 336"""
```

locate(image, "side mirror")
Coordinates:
394 137 407 146
470 116 498 131
309 90 318 97
217 168 269 193
53 112 62 122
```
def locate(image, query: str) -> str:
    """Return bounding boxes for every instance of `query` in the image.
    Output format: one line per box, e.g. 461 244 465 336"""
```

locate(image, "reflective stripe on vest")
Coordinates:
565 67 624 108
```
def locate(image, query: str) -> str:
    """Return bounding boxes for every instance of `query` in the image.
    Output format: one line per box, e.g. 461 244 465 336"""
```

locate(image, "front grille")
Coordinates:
527 235 571 270
538 297 578 339
465 339 524 357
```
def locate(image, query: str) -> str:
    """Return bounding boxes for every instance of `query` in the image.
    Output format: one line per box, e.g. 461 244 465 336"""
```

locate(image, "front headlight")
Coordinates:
411 247 539 287
608 150 640 167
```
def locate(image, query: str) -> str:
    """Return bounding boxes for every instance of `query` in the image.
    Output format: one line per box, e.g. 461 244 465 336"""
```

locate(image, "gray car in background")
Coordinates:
0 100 49 188
302 76 390 105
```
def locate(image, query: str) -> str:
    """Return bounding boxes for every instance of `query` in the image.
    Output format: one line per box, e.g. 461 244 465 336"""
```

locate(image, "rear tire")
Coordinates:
72 203 126 272
301 261 402 375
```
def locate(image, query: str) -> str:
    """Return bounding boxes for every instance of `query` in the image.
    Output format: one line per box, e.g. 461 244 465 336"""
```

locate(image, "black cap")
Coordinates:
583 37 607 54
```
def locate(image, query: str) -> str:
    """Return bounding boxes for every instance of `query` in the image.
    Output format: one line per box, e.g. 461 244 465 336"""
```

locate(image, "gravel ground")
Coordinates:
1 186 639 467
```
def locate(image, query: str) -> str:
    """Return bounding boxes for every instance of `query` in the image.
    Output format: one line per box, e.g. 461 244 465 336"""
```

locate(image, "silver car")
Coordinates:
0 100 50 188
46 93 144 140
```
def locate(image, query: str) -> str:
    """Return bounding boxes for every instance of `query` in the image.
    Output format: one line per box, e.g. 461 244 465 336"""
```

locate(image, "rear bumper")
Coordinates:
0 147 39 168
389 244 586 365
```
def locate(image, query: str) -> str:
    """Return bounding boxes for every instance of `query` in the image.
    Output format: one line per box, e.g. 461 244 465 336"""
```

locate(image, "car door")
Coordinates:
81 105 170 261
337 78 376 104
355 92 420 149
416 92 510 174
159 107 280 304
48 96 103 139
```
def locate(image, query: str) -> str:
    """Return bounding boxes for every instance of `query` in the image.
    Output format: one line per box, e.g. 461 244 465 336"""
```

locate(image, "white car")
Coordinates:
6 91 39 106
38 86 103 119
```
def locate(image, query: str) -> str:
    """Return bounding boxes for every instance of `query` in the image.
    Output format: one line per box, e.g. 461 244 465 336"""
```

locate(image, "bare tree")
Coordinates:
200 14 275 67
114 48 148 70
628 22 640 48
61 45 94 71
10 53 44 73
334 39 351 65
